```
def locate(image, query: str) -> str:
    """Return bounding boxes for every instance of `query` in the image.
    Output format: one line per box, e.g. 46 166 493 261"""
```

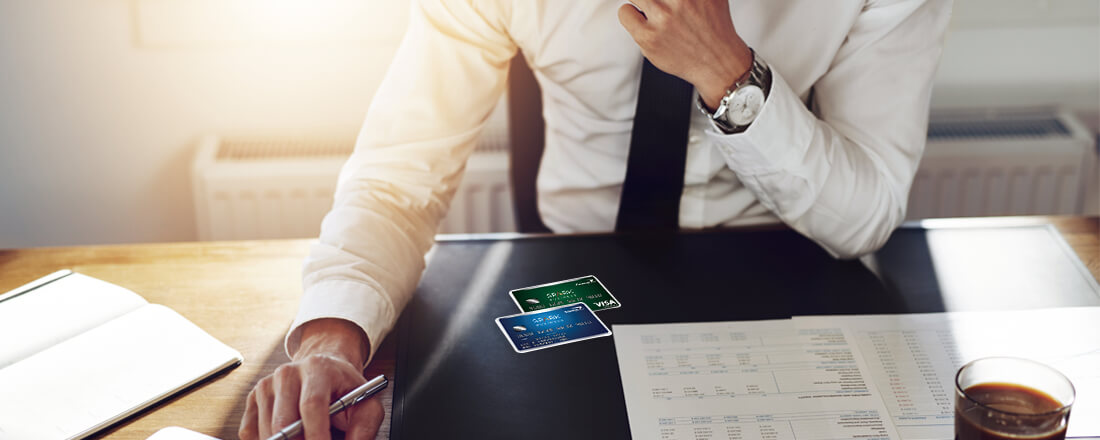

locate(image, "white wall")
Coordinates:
1 0 1097 248
0 1 405 247
933 0 1100 130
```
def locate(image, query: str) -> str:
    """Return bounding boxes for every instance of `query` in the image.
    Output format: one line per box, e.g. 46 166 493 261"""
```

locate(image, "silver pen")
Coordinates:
266 374 389 440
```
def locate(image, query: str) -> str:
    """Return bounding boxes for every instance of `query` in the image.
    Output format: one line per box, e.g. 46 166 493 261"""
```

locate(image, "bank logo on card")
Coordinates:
509 275 621 313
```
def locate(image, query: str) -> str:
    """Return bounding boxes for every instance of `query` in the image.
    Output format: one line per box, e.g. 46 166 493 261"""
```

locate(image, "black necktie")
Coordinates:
615 58 694 231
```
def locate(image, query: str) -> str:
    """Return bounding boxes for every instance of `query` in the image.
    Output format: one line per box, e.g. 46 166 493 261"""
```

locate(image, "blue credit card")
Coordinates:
495 302 612 353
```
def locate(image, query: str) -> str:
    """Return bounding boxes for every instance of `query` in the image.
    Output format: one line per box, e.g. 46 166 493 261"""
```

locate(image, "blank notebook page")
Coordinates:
0 304 242 439
0 272 148 368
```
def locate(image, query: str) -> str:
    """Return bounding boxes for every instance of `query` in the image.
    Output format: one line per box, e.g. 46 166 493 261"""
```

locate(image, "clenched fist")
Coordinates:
618 0 753 109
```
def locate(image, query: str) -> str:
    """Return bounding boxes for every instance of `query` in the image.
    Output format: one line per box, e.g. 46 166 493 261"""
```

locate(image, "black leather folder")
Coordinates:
391 224 1099 439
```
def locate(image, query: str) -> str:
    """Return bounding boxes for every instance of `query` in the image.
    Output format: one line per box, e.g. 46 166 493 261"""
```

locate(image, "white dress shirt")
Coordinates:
287 0 952 363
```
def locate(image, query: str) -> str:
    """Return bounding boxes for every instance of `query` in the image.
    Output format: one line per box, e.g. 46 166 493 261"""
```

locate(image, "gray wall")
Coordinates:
1 0 1097 248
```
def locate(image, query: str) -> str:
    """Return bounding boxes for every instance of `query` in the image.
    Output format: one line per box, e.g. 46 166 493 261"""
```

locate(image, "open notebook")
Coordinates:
0 270 243 439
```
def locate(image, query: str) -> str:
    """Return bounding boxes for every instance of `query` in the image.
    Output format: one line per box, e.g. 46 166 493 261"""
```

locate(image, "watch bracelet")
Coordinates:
714 49 772 133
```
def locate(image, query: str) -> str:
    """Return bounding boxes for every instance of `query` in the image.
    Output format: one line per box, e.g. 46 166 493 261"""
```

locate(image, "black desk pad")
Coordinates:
391 225 1099 439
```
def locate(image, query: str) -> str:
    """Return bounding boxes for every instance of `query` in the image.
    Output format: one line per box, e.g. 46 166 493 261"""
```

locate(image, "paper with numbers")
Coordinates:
613 319 900 440
613 308 1100 440
796 308 1100 439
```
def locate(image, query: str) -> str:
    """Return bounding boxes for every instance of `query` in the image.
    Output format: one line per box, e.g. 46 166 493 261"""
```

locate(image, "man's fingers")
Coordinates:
240 353 369 440
299 373 336 440
270 366 304 435
255 379 275 440
618 3 649 37
342 397 385 440
239 389 259 440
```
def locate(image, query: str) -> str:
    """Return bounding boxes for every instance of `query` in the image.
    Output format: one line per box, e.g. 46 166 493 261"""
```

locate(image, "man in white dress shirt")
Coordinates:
239 1 952 438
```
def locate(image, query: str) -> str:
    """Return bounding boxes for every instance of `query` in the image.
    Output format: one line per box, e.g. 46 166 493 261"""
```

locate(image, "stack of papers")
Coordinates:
614 307 1100 440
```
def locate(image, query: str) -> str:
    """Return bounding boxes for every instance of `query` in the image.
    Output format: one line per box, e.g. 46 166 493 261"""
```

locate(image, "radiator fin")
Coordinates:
216 139 354 160
928 117 1069 140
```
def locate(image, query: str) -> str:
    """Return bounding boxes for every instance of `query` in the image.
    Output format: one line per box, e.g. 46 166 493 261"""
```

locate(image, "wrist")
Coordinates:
295 318 370 367
696 41 753 110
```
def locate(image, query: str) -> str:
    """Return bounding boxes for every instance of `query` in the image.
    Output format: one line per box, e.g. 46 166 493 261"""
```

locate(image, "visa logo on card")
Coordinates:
509 275 621 313
495 302 612 353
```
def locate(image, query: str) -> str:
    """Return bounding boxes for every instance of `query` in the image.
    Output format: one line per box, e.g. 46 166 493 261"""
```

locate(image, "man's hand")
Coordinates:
239 319 383 440
618 0 753 110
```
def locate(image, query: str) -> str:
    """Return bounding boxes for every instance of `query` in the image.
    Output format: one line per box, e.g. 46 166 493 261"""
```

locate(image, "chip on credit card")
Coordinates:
509 275 621 313
495 302 612 353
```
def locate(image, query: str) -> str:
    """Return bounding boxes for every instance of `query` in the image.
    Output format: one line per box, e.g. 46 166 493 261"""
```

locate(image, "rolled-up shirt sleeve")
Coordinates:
709 0 952 259
285 0 517 365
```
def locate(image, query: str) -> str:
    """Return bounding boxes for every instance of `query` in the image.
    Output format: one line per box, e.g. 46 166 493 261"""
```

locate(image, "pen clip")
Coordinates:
341 376 388 409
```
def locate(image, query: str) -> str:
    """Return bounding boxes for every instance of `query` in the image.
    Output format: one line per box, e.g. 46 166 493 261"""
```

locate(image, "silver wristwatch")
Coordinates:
698 48 772 134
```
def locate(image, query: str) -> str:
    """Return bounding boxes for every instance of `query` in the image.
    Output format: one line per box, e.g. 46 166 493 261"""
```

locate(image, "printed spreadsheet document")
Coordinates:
613 308 1100 440
614 319 900 440
797 308 1100 439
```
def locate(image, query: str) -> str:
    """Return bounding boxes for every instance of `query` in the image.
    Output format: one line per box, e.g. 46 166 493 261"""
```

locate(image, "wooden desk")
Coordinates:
0 216 1095 440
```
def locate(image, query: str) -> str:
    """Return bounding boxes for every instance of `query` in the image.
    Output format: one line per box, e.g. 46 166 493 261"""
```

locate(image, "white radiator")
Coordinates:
908 108 1095 219
192 139 513 240
192 137 345 240
192 101 514 240
194 107 1095 241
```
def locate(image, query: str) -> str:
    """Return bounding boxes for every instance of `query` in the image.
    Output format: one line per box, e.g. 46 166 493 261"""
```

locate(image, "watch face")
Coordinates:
725 85 765 126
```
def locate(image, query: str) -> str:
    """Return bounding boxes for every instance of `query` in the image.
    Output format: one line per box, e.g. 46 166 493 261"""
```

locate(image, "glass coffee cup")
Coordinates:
955 357 1075 440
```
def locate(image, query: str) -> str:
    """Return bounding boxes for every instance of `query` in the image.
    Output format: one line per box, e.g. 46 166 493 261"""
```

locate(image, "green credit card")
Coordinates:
509 275 621 313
